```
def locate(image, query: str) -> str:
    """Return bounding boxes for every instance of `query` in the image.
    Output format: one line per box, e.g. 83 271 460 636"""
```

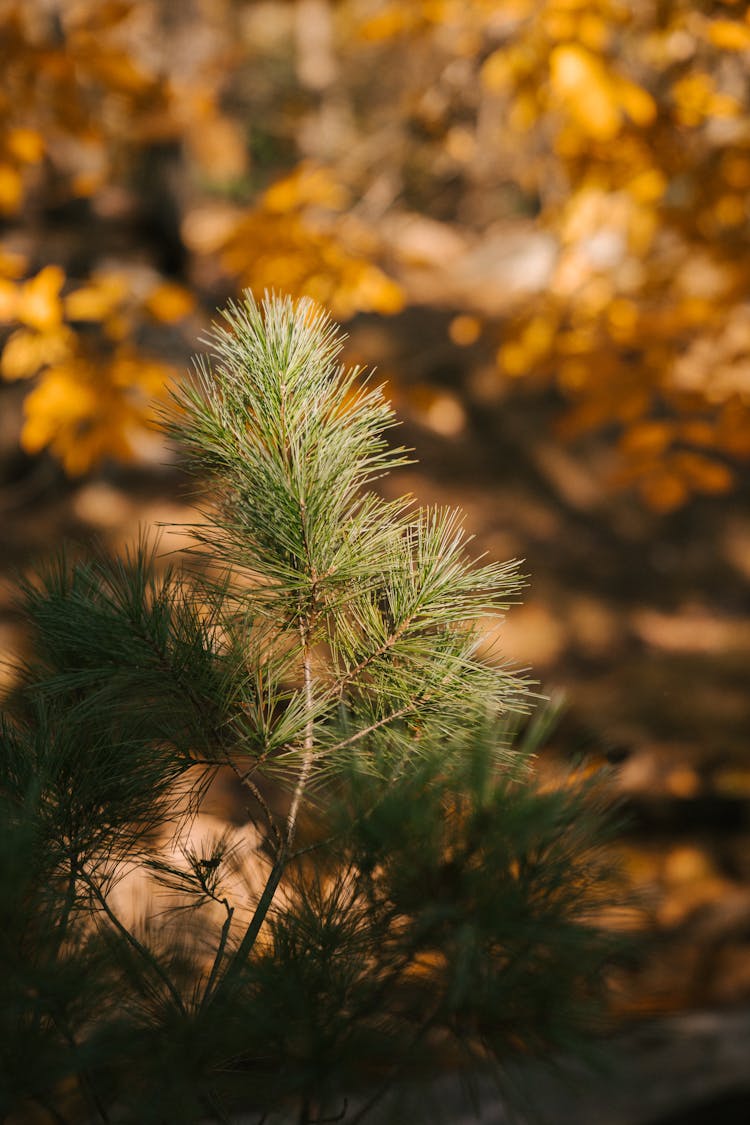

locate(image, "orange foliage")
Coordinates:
0 1 404 474
20 350 173 476
471 0 750 509
0 261 184 473
219 166 404 320
0 1 195 472
343 0 750 509
2 0 750 507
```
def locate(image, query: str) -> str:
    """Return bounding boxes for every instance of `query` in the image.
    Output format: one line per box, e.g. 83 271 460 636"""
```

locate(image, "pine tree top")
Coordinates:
164 291 531 787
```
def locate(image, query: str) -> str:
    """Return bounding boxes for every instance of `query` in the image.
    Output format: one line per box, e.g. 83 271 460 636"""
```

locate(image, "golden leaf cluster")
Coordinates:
352 0 750 510
0 1 406 475
0 1 202 473
0 261 191 474
220 166 404 320
479 0 750 510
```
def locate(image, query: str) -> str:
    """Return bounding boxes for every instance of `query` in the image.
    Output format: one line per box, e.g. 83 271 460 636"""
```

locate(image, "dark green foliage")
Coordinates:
0 294 625 1124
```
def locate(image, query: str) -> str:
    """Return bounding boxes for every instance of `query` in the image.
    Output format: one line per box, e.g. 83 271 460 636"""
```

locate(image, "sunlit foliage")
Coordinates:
219 165 404 319
479 0 750 510
2 0 750 507
348 0 750 509
0 263 188 472
0 0 198 472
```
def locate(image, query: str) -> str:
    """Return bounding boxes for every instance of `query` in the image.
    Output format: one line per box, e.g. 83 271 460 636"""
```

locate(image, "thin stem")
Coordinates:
286 621 315 848
245 776 284 849
320 667 463 761
29 858 111 1124
54 854 78 956
200 897 234 1008
223 751 283 851
206 853 287 1003
318 703 413 758
80 868 186 1015
205 539 319 1005
336 614 415 692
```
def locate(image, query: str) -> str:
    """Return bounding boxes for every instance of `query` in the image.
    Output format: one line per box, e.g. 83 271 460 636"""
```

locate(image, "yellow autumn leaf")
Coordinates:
0 164 23 213
577 12 610 52
707 19 750 52
509 92 540 132
20 362 122 475
714 194 746 227
144 282 196 324
620 421 673 457
617 78 657 127
627 203 658 255
627 168 667 203
72 169 109 198
557 326 597 356
672 72 714 124
0 279 18 322
543 10 577 42
717 400 750 457
498 340 532 377
481 49 513 91
449 315 481 346
721 153 750 189
264 166 349 214
0 247 27 279
357 6 414 41
339 264 405 317
20 358 153 475
5 127 45 164
709 93 741 120
639 470 688 513
186 115 248 180
557 358 587 391
20 365 98 454
109 351 174 396
65 273 129 321
83 50 153 96
521 315 555 356
222 209 402 319
549 44 622 141
17 266 66 331
79 0 134 31
1 326 73 381
677 420 714 448
102 312 132 341
671 451 733 494
607 299 638 341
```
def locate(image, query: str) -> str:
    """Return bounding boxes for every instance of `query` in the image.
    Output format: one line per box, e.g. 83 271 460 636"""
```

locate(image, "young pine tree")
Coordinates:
1 293 622 1124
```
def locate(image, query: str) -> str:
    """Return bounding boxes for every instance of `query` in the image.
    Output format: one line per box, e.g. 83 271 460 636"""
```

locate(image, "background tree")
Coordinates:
2 1 750 509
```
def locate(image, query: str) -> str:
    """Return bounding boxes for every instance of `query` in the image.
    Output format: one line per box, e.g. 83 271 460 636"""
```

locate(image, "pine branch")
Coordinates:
200 896 235 1010
79 865 187 1016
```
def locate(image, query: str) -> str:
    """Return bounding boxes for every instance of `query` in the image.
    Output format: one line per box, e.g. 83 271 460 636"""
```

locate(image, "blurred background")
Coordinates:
1 0 750 1114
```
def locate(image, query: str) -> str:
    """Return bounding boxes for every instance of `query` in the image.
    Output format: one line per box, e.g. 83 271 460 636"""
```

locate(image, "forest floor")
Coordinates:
232 1008 750 1124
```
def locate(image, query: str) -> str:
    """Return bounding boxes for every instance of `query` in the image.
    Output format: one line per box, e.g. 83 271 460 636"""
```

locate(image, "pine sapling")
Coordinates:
1 293 623 1125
